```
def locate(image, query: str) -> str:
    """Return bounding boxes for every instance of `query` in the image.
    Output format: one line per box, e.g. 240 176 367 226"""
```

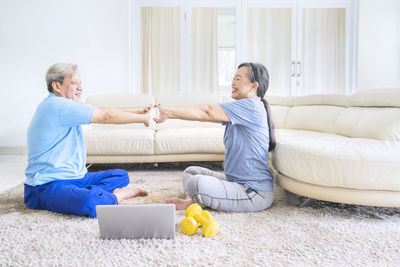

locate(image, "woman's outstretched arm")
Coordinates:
154 103 230 123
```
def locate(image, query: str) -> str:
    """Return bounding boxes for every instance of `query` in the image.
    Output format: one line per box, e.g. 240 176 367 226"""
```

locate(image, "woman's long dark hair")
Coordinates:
238 62 276 151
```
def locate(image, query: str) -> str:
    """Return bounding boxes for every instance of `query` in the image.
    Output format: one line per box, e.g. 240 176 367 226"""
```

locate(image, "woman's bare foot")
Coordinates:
166 197 194 210
113 187 148 203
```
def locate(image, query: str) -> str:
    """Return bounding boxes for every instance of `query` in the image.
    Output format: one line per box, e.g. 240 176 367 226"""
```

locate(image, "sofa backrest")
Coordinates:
155 94 224 130
85 94 156 130
267 88 400 141
85 93 225 131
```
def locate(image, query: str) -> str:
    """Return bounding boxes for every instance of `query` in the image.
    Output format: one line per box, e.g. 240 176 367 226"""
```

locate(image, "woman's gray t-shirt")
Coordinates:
220 97 273 191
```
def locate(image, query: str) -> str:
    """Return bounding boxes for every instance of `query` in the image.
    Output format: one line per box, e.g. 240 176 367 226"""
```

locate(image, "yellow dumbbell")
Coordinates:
181 203 219 237
181 203 205 235
181 209 213 234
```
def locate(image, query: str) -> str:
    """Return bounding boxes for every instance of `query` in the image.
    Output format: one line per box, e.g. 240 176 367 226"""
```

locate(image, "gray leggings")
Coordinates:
183 166 274 212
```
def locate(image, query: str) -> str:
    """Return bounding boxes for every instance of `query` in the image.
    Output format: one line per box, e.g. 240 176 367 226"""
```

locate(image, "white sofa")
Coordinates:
269 88 400 207
83 89 400 207
83 94 226 164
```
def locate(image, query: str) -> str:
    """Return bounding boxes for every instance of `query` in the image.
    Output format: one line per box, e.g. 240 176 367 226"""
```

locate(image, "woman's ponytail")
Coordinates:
261 99 276 152
238 62 276 151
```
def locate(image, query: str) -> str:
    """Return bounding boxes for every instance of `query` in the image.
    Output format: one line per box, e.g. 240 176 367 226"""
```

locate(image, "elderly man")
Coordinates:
24 63 149 218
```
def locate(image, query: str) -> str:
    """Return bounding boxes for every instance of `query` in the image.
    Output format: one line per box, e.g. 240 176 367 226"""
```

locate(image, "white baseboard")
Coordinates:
0 147 27 155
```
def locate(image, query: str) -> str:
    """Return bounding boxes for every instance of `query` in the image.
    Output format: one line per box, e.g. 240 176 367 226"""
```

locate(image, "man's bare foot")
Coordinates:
166 197 194 210
113 187 148 203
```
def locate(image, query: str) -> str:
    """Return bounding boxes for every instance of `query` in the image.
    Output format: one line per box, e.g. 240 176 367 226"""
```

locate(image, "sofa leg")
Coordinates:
284 190 311 207
153 163 158 168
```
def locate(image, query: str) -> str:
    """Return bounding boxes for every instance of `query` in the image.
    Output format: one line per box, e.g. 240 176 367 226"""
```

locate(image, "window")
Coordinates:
191 7 236 94
191 8 218 93
217 8 236 94
132 0 356 96
247 7 292 96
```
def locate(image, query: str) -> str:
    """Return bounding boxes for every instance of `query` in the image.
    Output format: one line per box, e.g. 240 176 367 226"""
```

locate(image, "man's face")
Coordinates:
56 71 82 102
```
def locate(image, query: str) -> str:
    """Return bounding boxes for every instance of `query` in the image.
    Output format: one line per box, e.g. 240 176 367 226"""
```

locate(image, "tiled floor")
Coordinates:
0 155 27 193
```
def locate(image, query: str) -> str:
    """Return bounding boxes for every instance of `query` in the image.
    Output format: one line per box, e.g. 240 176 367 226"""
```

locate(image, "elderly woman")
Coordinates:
24 63 149 218
155 62 276 212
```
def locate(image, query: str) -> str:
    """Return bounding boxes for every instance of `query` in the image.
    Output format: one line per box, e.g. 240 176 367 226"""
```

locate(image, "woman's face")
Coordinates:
231 66 257 100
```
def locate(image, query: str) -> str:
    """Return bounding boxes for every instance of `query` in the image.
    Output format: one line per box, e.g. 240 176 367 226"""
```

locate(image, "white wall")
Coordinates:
0 0 131 148
1 0 400 150
357 0 400 90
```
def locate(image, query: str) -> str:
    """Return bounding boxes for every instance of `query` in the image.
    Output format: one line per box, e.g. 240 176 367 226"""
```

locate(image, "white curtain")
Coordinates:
191 8 218 93
141 7 180 94
248 8 346 96
247 8 292 96
302 8 346 95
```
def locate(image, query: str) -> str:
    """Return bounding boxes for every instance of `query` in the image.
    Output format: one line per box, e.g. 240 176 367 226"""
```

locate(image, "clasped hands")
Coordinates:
141 104 168 127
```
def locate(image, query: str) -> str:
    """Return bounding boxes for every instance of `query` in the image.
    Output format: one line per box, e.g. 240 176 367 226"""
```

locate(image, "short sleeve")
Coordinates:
219 98 255 126
58 99 95 128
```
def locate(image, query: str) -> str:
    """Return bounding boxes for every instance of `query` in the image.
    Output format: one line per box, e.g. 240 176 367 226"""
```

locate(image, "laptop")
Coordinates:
96 204 176 239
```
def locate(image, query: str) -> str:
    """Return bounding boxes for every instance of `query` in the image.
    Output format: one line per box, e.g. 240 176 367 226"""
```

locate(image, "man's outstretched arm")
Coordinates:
91 107 152 126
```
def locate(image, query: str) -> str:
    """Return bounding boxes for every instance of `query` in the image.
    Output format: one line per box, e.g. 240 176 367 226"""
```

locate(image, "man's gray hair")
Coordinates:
45 63 78 92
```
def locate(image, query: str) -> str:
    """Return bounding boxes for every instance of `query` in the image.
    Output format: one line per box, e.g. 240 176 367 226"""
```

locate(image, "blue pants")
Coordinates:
24 169 129 218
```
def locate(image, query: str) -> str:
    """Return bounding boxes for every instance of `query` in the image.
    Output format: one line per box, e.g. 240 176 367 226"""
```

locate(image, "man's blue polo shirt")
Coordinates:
25 93 95 186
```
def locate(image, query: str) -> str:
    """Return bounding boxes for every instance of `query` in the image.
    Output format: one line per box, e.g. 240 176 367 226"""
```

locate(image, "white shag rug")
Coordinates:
1 167 400 266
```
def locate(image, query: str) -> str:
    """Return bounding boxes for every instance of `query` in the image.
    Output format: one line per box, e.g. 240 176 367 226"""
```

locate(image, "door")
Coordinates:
243 0 354 96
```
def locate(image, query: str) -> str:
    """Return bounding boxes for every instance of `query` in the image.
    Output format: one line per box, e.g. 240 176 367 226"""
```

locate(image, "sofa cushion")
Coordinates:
155 94 224 130
285 105 346 134
156 120 224 130
272 129 400 191
266 95 295 106
268 89 400 141
155 128 225 154
267 94 349 133
155 94 220 107
84 128 154 155
269 105 289 129
334 107 400 141
267 94 349 107
88 121 156 131
85 94 156 130
349 88 400 107
86 94 154 109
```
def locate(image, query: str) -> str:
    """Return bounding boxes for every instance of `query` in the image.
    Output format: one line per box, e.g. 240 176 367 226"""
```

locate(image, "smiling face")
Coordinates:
53 71 82 102
231 66 258 100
